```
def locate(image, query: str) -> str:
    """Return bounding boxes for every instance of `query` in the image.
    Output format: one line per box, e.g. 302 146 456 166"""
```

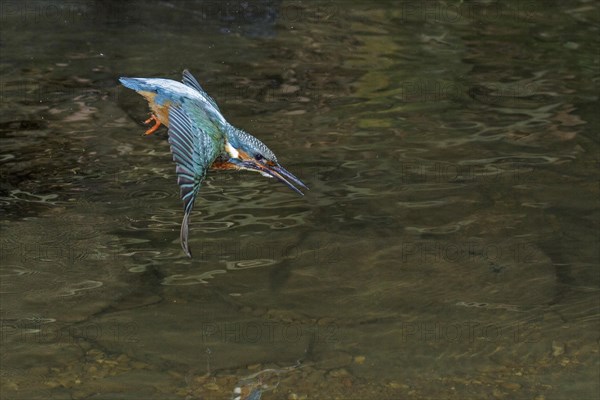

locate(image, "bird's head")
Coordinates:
221 127 308 195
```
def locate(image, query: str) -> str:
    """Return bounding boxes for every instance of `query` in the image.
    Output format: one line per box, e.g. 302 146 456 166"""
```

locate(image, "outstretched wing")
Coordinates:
181 70 221 112
167 103 222 257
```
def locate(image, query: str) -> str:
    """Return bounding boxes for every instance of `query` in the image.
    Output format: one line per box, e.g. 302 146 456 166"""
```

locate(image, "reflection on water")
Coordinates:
1 0 598 399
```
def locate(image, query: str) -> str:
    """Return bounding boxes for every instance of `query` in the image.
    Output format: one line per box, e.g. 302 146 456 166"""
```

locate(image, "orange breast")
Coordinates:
210 160 239 170
138 90 171 127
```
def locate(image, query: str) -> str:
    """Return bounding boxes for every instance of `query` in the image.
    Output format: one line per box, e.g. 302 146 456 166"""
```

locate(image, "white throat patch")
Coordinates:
225 141 240 159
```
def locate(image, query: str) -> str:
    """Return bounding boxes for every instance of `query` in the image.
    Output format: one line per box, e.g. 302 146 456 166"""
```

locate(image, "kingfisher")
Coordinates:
119 70 307 257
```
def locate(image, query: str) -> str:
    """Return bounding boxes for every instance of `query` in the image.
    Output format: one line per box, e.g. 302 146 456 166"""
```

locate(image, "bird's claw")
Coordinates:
143 114 161 135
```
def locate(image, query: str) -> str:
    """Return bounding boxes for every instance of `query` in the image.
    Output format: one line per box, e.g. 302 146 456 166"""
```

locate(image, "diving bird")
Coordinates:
119 70 307 257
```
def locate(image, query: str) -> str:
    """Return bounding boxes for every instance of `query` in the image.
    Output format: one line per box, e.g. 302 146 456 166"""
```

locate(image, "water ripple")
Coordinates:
59 280 104 296
162 270 227 285
224 259 277 270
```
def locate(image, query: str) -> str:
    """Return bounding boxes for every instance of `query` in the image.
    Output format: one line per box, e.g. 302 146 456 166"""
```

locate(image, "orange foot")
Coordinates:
143 114 161 135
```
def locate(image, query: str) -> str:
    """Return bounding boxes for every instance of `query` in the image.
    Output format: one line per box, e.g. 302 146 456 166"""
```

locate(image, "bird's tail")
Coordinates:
119 77 157 93
180 209 193 258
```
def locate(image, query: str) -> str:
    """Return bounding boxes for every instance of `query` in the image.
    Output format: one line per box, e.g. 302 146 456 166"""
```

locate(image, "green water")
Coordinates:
1 1 598 399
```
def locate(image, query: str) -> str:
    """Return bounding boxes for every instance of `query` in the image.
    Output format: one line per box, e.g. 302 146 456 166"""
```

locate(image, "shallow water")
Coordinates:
1 1 598 399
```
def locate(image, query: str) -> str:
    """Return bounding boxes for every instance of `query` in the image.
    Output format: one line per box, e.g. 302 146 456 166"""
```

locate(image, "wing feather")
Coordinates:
182 70 221 112
167 103 222 257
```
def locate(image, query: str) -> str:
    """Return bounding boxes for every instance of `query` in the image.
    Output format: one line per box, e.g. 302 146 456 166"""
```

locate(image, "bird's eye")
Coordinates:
255 154 264 161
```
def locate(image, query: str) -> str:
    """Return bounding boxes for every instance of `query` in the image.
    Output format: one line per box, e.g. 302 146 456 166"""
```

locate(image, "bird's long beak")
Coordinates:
243 161 308 195
266 163 309 195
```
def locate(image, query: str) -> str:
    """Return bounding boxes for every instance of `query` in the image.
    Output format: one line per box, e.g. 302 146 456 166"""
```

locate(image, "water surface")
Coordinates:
1 1 598 399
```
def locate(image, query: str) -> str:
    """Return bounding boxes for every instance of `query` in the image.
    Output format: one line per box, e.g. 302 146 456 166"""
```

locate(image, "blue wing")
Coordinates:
120 75 226 126
167 103 222 257
181 70 221 112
